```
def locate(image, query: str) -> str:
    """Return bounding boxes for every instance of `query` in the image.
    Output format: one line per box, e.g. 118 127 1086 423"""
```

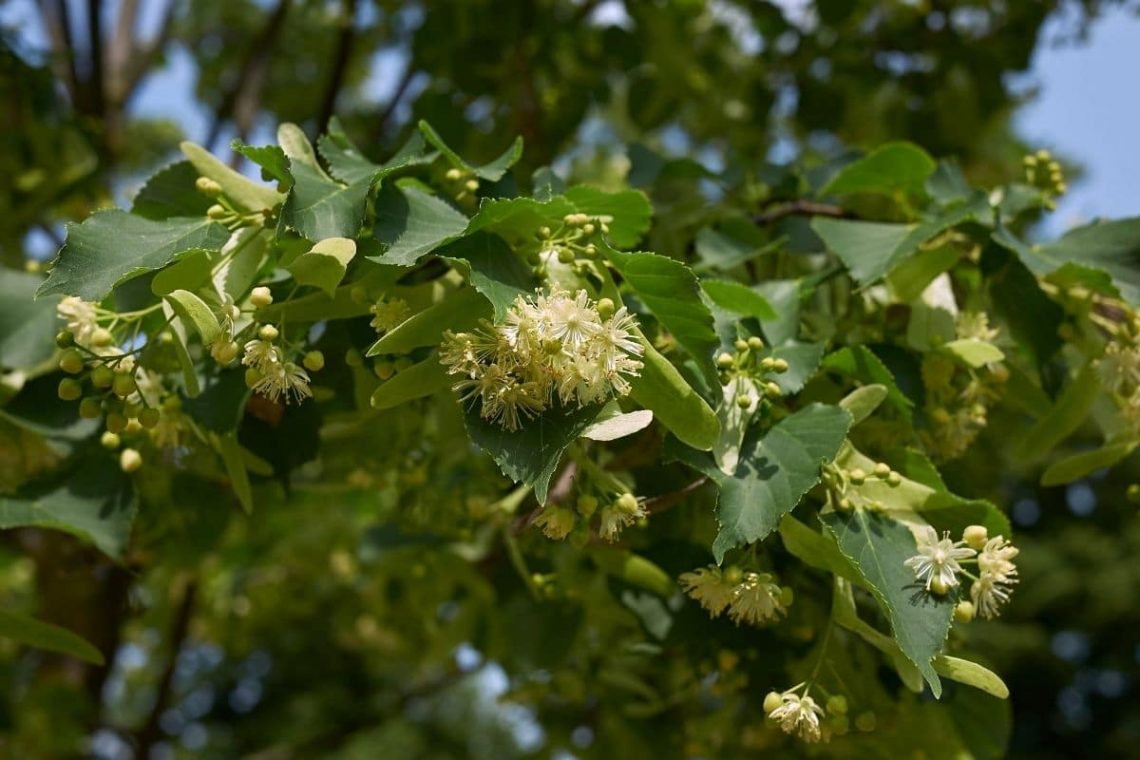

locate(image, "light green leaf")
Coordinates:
38 211 230 301
887 245 960 303
605 248 719 382
941 339 1004 368
280 162 370 242
668 403 851 562
151 251 212 296
163 300 201 397
180 141 283 211
130 160 215 220
563 186 652 249
1016 363 1101 462
287 237 357 295
466 196 576 242
0 460 134 559
714 375 760 476
755 279 801 345
440 232 535 319
1040 440 1137 486
779 516 864 587
0 271 57 370
231 140 291 187
319 117 436 186
821 508 954 696
373 183 470 266
581 408 654 441
701 279 778 320
590 550 674 598
0 610 104 665
164 289 221 345
821 142 936 198
367 288 492 357
628 340 719 451
371 356 451 409
277 123 328 178
839 384 888 424
418 120 522 181
464 402 602 504
933 655 1010 699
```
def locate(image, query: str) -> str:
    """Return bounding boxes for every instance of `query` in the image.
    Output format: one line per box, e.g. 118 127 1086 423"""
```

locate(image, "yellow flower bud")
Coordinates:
250 286 273 308
963 524 988 550
120 448 143 473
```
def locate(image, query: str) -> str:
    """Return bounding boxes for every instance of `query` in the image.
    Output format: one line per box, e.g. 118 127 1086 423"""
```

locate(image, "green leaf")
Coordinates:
1040 440 1137 486
532 166 565 201
464 402 601 504
941 339 1004 368
563 186 652 249
933 655 1010 699
754 280 801 345
371 356 451 409
466 196 576 241
0 271 57 370
164 289 221 345
764 341 825 394
994 218 1140 304
367 287 492 356
319 118 436 185
668 403 851 562
231 140 291 187
779 515 864 587
0 610 104 665
163 300 201 397
581 407 654 442
0 459 135 559
628 340 719 451
373 183 470 266
151 251 212 296
823 345 914 421
714 376 760 476
130 160 215 220
887 245 960 303
216 433 253 514
821 509 954 696
277 123 328 177
694 219 778 271
38 211 230 301
605 249 719 381
280 162 371 242
287 237 357 295
418 120 522 181
701 279 777 320
821 142 936 198
440 232 535 319
180 140 283 212
182 369 250 433
590 549 674 598
1015 363 1101 462
839 384 888 424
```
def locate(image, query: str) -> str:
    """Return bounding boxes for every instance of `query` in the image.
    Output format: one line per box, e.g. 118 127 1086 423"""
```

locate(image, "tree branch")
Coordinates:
133 578 198 758
39 0 80 108
86 0 106 121
316 0 358 132
753 199 850 226
643 477 709 515
370 61 415 142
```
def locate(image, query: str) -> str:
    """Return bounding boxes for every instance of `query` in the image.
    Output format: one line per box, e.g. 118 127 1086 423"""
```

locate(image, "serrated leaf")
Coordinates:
287 237 356 295
941 339 1004 367
280 162 370 242
839 384 888 424
933 655 1010 699
463 402 602 504
764 341 825 394
277 123 327 177
440 232 535 319
151 251 212 296
180 141 283 212
823 346 915 421
130 160 215 220
668 403 851 562
0 375 100 453
0 610 104 664
563 186 652 249
1040 440 1137 486
231 140 291 187
372 183 469 266
164 289 221 345
38 211 230 301
887 245 960 303
371 355 451 409
779 515 864 586
367 287 492 356
628 340 719 451
701 279 778 321
418 120 522 181
0 271 57 370
605 249 719 382
821 142 936 198
0 459 135 559
821 508 954 696
466 196 577 241
582 407 654 441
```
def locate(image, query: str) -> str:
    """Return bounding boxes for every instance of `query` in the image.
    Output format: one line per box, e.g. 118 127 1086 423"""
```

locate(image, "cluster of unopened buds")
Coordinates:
679 564 793 627
904 523 1019 620
717 336 788 398
1022 148 1067 207
535 490 646 544
443 166 480 204
821 460 901 513
196 176 272 229
763 685 864 743
530 213 611 274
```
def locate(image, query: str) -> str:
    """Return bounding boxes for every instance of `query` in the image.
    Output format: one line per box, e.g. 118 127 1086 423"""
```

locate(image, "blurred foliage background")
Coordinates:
2 0 1139 757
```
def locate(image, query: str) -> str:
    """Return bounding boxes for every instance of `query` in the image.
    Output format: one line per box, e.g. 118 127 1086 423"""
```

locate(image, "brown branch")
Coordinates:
122 0 177 98
643 477 709 515
39 0 80 108
86 0 106 120
134 579 198 758
370 62 415 142
205 0 291 150
316 0 358 132
753 200 850 226
108 0 140 100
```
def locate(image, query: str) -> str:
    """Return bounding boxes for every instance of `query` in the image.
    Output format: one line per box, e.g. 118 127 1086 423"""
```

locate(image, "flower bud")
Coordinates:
211 340 240 365
724 566 743 585
207 204 228 220
930 577 950 595
734 338 749 352
736 394 752 409
78 397 103 419
57 378 83 401
873 462 891 478
59 349 85 374
596 298 615 319
112 373 136 398
848 468 866 485
886 471 901 487
55 330 75 348
139 408 161 428
258 324 279 341
464 178 479 193
119 448 143 473
345 349 363 368
250 286 273 307
779 586 794 607
576 494 598 518
582 223 595 235
91 365 115 389
105 412 126 434
245 367 261 388
837 497 853 512
747 336 764 349
717 352 735 368
616 493 640 515
373 361 394 380
303 350 325 371
771 358 789 373
763 691 783 714
765 381 781 398
91 327 114 347
954 600 975 623
195 176 223 198
826 695 848 715
100 431 121 450
445 168 462 181
557 247 576 264
963 524 988 550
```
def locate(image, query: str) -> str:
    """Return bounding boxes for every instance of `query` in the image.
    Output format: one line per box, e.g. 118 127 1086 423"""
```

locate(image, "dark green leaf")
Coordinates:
231 140 292 187
0 271 57 370
280 162 371 242
130 160 215 220
823 345 914 421
440 232 535 319
372 183 469 266
701 279 777 320
367 288 492 356
371 355 451 409
0 610 104 664
418 120 522 181
563 186 652 249
821 142 936 198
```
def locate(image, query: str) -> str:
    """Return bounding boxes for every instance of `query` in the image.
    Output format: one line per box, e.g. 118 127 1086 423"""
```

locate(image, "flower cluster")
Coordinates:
242 324 312 404
534 491 646 544
904 524 1019 619
679 565 791 627
440 287 643 431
